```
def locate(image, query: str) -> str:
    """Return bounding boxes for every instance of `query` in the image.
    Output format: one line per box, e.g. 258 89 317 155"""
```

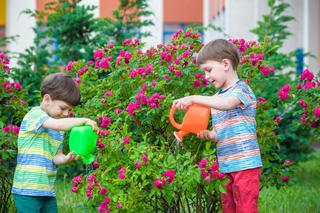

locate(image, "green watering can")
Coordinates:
69 125 98 164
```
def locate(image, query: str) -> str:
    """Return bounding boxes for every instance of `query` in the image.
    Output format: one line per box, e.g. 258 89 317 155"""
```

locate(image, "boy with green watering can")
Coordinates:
11 72 99 213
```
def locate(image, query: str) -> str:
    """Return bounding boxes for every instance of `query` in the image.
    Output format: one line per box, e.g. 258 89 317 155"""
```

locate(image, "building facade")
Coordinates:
205 0 320 74
1 0 319 73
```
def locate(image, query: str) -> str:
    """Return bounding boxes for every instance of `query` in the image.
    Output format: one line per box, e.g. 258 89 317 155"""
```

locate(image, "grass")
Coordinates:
56 151 320 212
56 179 90 212
259 151 320 213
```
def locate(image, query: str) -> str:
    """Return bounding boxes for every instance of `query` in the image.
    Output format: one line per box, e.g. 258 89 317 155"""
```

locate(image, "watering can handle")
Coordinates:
169 105 182 130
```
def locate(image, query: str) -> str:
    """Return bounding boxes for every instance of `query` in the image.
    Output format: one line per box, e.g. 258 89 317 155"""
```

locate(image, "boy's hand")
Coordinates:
84 119 99 131
64 152 76 163
173 96 194 110
53 151 80 165
197 129 218 142
64 152 81 163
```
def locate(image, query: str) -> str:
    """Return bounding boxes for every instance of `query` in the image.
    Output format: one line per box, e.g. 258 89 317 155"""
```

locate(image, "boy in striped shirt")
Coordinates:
174 39 262 213
12 72 99 213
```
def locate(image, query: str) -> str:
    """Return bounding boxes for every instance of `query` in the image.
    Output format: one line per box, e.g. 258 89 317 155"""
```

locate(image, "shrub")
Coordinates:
0 52 30 212
63 29 304 211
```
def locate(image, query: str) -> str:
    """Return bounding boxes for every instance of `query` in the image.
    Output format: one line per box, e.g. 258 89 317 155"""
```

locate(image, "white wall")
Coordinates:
141 0 163 49
6 0 36 66
204 2 225 42
204 0 319 73
205 0 265 41
305 0 319 73
80 0 99 18
280 0 303 54
275 0 319 74
225 0 257 40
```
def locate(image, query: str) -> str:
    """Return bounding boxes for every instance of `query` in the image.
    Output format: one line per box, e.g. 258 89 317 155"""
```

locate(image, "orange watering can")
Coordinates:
169 104 211 142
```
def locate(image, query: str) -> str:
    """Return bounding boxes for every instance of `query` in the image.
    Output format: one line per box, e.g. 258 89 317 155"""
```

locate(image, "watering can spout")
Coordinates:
82 154 95 164
174 130 188 142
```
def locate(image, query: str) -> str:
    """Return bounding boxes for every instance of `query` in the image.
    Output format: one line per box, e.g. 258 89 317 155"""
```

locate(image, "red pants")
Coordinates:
221 167 261 213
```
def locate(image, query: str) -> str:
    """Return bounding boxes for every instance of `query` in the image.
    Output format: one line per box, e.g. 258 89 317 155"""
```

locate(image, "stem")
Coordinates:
185 192 191 213
178 194 186 213
155 195 158 213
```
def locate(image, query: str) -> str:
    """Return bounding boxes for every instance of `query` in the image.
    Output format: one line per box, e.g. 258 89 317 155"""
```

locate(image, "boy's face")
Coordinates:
43 94 72 118
200 60 228 89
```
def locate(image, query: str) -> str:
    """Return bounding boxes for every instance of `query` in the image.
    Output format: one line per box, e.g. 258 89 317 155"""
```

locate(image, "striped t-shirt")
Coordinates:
12 107 63 197
211 81 262 173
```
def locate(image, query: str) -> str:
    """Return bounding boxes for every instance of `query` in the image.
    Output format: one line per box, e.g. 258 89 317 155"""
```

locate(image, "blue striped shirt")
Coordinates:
211 81 262 173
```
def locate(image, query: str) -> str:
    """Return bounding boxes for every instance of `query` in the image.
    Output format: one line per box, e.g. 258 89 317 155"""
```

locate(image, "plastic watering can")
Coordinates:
169 104 210 142
69 125 98 164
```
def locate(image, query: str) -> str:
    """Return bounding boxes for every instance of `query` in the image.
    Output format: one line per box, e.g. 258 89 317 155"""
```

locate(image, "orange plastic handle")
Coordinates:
169 105 182 130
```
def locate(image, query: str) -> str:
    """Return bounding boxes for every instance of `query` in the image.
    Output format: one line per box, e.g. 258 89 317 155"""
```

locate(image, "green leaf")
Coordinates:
219 184 227 193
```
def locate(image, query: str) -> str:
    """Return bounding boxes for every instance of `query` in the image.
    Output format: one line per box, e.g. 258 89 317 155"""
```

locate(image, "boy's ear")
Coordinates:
222 59 231 71
43 94 52 103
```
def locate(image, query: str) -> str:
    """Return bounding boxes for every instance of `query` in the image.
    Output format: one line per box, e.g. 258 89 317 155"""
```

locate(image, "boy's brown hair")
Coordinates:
41 72 81 106
196 39 240 70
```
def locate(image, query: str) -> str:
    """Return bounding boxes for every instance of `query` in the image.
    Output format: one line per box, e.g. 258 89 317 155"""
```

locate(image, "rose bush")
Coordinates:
60 29 315 212
275 69 320 162
2 28 318 212
2 1 318 211
0 52 30 212
66 30 227 212
251 0 319 162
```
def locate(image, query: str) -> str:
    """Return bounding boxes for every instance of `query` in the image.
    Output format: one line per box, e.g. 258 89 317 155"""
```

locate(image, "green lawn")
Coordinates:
57 151 320 212
56 178 88 212
259 151 320 213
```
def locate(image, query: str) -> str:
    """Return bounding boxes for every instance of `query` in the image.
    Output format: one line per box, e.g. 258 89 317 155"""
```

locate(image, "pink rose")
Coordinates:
282 176 289 182
142 155 148 163
153 180 163 189
299 99 307 108
118 172 125 179
94 50 103 60
314 106 320 119
284 159 291 166
135 161 141 169
123 136 131 143
99 187 107 195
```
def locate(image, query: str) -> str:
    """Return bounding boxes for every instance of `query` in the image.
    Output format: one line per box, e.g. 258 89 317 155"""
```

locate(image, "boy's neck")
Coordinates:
222 71 239 90
39 102 48 114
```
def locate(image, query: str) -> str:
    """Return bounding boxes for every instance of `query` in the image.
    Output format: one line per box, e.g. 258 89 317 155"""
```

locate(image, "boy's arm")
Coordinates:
42 117 98 131
174 95 241 111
